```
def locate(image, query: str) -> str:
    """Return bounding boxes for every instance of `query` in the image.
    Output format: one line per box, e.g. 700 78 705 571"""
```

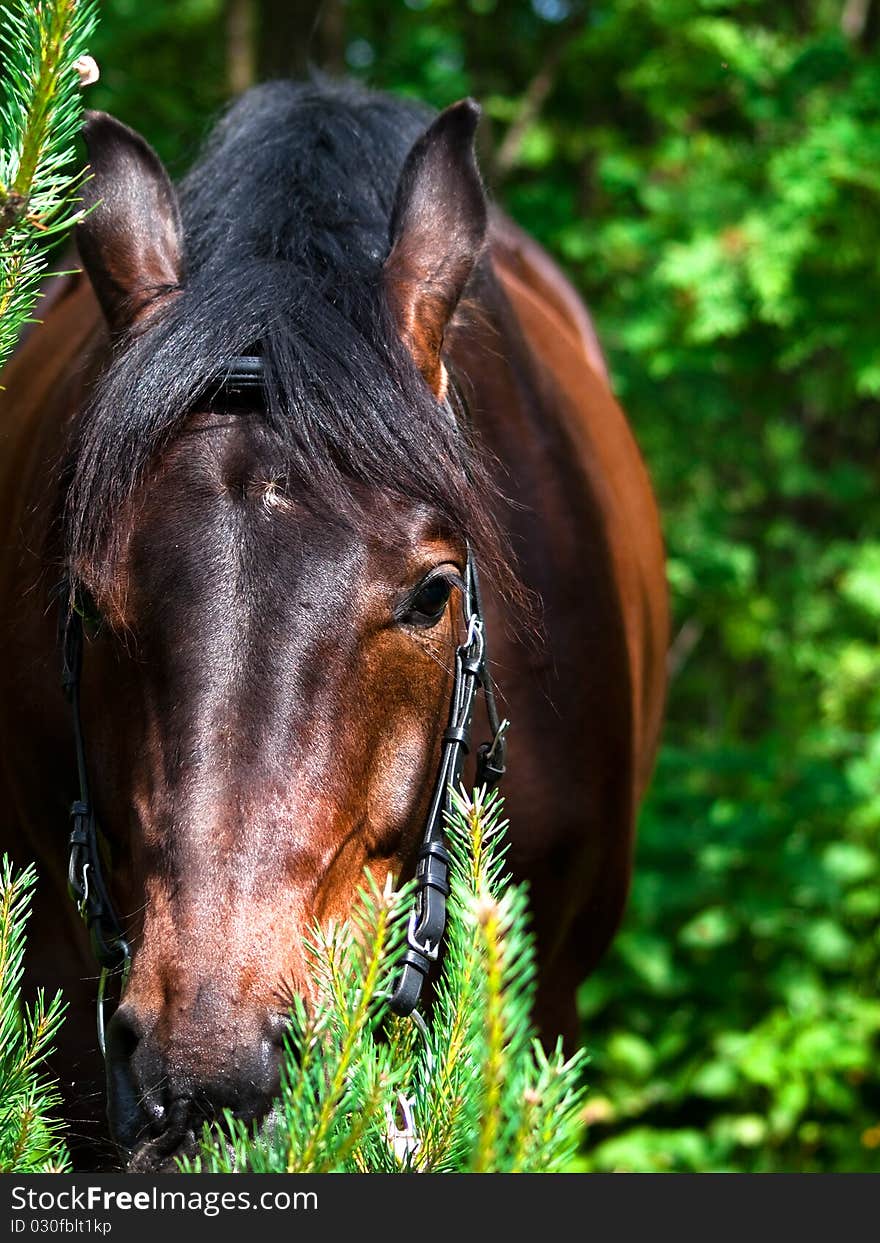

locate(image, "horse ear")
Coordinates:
383 99 487 399
76 111 184 336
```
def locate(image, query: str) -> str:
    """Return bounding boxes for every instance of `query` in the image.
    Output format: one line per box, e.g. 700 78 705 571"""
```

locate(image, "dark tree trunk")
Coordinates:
255 0 346 81
226 0 256 95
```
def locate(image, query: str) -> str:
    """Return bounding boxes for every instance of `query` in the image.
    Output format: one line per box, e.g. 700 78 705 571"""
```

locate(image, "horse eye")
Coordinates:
404 576 454 626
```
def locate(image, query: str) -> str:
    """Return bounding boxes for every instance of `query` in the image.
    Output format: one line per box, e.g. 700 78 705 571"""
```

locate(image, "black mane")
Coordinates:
63 79 506 588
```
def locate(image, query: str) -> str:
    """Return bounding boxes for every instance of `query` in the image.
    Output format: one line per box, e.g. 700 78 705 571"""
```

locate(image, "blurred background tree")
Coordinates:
15 0 880 1171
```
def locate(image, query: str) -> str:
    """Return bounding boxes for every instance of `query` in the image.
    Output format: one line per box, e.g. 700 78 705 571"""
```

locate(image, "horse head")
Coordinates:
64 87 502 1170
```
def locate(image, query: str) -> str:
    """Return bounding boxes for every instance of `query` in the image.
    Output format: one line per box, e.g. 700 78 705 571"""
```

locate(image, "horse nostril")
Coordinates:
106 1004 142 1063
265 1011 297 1072
107 1005 293 1160
105 1007 166 1146
266 1011 292 1047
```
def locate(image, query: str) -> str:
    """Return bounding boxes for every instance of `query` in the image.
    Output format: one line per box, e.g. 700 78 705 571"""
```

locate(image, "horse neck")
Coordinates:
451 234 668 802
0 274 105 862
0 273 104 555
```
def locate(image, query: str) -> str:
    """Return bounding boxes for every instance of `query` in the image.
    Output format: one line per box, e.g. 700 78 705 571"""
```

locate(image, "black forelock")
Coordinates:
62 79 506 589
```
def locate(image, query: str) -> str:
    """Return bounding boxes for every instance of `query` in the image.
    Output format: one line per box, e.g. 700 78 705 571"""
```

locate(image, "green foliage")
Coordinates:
86 0 226 173
0 858 69 1172
184 790 587 1174
0 0 97 370
507 1 880 1174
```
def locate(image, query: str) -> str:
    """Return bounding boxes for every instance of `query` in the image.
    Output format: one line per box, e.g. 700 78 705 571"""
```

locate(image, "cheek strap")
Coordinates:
388 550 508 1017
60 601 131 1056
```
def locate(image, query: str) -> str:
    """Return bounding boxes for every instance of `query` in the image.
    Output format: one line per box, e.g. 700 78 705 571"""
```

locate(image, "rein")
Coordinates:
61 355 509 1052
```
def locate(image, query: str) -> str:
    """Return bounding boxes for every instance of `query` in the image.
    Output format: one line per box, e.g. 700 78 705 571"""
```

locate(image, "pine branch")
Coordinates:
0 0 98 373
0 858 69 1173
189 789 588 1174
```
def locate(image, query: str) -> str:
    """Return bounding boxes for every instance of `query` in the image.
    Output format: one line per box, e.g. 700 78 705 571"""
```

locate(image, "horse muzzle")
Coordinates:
105 1002 288 1171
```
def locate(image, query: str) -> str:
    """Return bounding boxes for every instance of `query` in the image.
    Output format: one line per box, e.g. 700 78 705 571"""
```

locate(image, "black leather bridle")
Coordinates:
388 548 508 1016
61 604 131 1055
62 355 509 1051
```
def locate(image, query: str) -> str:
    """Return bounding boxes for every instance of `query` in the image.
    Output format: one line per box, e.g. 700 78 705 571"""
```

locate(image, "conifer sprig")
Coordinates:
186 789 589 1174
0 858 69 1173
0 0 98 371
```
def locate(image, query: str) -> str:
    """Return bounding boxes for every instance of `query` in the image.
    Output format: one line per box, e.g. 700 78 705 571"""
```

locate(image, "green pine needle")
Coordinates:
0 0 98 373
0 857 69 1173
186 788 589 1175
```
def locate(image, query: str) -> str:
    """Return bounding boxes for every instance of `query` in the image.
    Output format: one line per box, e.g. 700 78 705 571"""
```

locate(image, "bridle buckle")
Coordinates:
76 861 91 922
485 717 509 761
406 909 440 962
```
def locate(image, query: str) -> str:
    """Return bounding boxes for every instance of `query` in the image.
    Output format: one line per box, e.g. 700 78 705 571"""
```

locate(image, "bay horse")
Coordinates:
0 80 667 1171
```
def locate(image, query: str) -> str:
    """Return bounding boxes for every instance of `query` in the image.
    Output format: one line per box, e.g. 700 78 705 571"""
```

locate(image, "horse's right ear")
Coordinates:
383 100 487 400
76 111 184 336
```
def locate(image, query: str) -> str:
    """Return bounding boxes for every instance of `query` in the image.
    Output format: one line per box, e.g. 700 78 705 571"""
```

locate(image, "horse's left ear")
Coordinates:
383 99 487 400
76 111 184 336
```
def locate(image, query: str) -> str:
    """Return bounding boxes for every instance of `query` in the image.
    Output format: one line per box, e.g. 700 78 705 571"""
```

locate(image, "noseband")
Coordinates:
61 355 509 1052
